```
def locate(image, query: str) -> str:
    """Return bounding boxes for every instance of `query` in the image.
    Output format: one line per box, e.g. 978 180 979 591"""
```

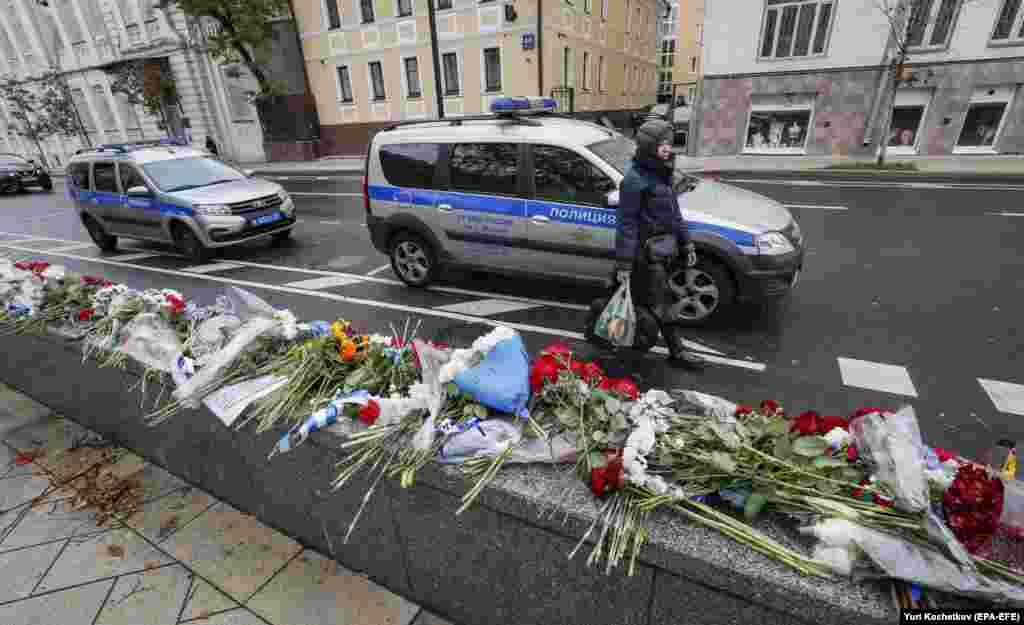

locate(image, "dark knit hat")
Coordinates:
635 119 673 159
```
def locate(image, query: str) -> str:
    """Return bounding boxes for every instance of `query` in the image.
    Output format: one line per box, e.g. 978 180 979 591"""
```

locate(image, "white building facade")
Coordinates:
694 0 1024 157
0 0 265 167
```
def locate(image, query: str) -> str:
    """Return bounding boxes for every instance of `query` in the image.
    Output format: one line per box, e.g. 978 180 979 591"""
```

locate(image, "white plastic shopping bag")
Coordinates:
594 277 636 347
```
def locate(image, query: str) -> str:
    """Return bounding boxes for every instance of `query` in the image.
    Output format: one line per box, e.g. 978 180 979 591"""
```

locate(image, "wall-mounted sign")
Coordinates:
521 33 535 51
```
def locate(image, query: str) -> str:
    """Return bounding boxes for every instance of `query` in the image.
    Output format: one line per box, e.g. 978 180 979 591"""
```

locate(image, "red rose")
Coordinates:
78 308 95 322
759 400 781 415
847 445 859 462
943 465 1004 555
873 494 894 508
358 400 381 426
735 404 754 417
570 360 584 375
590 468 608 498
579 362 605 384
790 411 820 435
597 377 613 391
529 355 562 393
165 294 185 314
81 275 102 285
610 378 640 400
28 261 49 273
541 342 574 369
13 261 28 270
818 415 850 434
850 407 885 421
101 280 114 288
933 447 957 463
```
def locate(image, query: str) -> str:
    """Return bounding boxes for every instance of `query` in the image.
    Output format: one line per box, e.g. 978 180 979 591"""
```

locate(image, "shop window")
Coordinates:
744 95 813 154
759 0 835 59
887 90 933 154
956 86 1016 153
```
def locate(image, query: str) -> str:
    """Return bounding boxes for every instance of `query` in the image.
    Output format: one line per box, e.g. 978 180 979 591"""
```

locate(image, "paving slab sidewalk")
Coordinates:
0 383 453 625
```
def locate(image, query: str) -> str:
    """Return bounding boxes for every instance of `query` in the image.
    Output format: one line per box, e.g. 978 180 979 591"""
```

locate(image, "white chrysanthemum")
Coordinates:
368 334 391 346
823 427 851 449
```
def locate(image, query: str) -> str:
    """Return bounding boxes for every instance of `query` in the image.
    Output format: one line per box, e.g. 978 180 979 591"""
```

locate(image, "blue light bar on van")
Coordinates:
490 97 558 114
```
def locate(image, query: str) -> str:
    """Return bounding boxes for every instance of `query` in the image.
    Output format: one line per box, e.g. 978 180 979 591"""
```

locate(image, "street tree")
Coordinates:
156 0 289 98
872 0 975 166
0 79 54 167
38 72 91 146
105 60 148 139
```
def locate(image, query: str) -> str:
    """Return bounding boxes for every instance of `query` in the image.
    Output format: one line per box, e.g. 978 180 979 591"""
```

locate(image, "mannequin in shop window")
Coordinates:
786 120 802 147
769 120 784 148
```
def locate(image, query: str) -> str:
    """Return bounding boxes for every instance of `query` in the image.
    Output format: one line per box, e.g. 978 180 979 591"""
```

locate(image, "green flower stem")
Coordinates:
457 446 512 516
742 446 882 495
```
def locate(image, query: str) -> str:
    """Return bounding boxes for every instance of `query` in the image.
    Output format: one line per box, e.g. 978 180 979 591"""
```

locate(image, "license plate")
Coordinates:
251 212 283 226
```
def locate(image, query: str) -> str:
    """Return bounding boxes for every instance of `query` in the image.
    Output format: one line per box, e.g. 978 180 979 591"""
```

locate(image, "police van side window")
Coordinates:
69 163 90 189
448 143 518 196
92 162 118 193
379 143 442 189
532 145 615 207
118 163 146 192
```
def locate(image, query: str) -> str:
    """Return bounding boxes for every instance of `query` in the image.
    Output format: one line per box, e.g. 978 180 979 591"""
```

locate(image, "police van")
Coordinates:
67 139 296 262
364 97 804 326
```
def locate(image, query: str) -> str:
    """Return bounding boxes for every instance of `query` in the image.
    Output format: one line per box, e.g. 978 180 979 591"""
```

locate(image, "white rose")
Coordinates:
823 427 851 449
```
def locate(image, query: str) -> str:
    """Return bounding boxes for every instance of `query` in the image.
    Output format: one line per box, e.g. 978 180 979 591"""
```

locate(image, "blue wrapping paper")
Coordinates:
453 335 531 418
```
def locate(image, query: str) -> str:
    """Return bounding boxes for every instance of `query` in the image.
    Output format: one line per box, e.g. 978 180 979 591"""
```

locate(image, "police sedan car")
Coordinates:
364 97 804 326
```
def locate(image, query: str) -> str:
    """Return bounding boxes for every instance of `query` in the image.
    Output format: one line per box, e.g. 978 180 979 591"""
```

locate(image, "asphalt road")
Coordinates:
3 174 1023 461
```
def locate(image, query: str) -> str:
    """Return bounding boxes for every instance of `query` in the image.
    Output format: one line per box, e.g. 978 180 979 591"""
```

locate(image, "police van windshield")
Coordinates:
588 137 697 191
142 157 245 192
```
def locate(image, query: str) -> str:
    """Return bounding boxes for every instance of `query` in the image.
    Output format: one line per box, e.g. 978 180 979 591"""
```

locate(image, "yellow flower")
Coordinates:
331 320 350 343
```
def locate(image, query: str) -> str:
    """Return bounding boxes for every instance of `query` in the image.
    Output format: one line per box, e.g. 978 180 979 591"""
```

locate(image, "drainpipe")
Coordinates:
427 0 444 118
537 0 543 98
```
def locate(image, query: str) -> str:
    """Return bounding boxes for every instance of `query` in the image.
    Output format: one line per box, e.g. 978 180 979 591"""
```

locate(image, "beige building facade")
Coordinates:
293 0 663 155
657 0 704 105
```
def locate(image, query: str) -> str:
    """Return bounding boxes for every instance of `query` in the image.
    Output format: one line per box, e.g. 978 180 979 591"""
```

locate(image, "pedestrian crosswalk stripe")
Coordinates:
978 379 1024 417
284 275 365 290
837 357 917 397
435 299 543 317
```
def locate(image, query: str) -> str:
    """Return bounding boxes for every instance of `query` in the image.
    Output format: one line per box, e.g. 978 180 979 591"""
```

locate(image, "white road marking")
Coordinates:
317 176 332 180
110 251 164 262
986 212 1024 217
978 379 1024 417
45 243 94 253
274 176 291 180
288 192 362 197
183 262 244 274
837 357 917 397
319 220 343 225
0 240 767 372
284 275 365 290
365 264 392 277
784 204 849 211
680 338 725 356
436 299 543 317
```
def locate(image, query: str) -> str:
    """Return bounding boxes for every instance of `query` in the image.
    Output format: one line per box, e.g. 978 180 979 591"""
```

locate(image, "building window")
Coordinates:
337 65 353 102
888 89 933 154
438 0 452 8
442 52 460 95
955 86 1016 153
369 61 386 100
991 0 1024 44
562 47 574 87
584 0 592 13
744 94 814 154
598 55 605 91
404 57 421 99
697 23 703 45
325 0 341 29
600 0 607 20
483 47 501 92
758 0 835 59
582 51 589 89
360 0 375 23
397 0 412 17
907 0 962 50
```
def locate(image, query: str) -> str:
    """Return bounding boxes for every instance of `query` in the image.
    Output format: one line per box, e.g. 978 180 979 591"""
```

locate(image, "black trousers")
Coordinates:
631 251 672 323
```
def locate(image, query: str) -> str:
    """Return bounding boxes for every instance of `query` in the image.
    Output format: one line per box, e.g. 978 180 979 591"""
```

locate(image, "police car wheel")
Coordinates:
83 216 117 252
173 224 210 263
389 232 437 287
666 258 735 327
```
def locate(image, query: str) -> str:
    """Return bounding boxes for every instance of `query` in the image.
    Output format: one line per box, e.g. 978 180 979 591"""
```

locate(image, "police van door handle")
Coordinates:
531 215 551 224
437 203 453 212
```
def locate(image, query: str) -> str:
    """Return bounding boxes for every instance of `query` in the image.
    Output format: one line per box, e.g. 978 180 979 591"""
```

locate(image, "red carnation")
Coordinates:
791 411 820 435
590 468 608 498
933 447 957 463
13 261 28 270
943 464 1005 555
735 404 755 417
165 294 185 314
358 400 381 426
590 451 625 497
81 276 102 285
818 415 850 434
529 354 562 393
597 377 614 391
759 399 781 415
78 308 95 322
610 378 639 400
579 362 605 384
847 445 859 462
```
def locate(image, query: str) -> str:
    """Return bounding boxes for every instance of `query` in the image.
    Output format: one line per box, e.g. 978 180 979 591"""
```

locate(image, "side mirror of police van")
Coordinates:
605 190 619 208
243 169 256 177
126 185 151 197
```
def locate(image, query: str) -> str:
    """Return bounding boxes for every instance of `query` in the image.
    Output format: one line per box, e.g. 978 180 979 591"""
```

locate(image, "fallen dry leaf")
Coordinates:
106 544 125 558
197 609 211 620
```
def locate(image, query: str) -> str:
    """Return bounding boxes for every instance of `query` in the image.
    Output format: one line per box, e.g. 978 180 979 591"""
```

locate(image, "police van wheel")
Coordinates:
389 232 437 287
667 258 735 327
173 223 210 263
83 216 117 252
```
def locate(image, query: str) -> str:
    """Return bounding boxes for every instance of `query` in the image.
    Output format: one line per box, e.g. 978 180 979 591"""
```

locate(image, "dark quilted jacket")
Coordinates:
614 156 690 268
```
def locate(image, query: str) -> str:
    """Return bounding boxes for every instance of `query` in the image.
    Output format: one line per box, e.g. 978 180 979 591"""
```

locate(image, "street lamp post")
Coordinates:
426 0 444 119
